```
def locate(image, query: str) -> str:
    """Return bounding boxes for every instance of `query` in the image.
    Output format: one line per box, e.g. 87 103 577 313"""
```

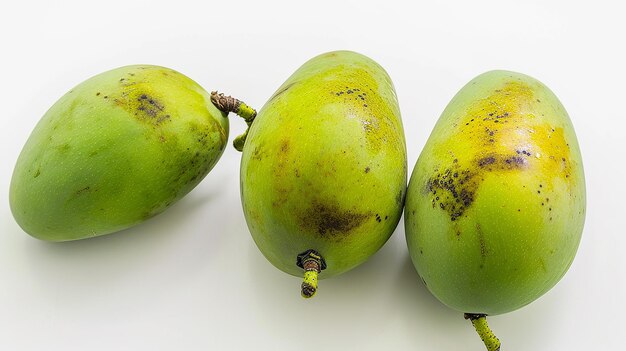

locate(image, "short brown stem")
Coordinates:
210 91 257 151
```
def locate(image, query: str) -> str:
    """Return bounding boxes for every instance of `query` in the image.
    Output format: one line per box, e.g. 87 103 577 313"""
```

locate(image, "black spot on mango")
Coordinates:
300 201 371 240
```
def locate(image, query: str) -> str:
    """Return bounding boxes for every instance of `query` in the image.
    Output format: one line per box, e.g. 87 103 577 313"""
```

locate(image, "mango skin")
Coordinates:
241 51 407 278
405 70 585 315
10 65 228 241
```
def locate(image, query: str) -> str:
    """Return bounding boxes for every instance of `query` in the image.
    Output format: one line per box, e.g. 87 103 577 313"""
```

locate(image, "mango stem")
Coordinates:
210 91 257 152
296 250 327 298
464 313 501 351
302 269 319 298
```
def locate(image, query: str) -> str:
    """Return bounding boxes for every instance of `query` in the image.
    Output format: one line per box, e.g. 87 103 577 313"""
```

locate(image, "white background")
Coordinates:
1 1 624 350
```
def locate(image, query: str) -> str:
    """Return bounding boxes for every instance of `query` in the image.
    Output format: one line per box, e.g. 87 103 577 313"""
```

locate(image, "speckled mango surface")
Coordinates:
10 65 228 241
405 70 585 315
241 51 407 278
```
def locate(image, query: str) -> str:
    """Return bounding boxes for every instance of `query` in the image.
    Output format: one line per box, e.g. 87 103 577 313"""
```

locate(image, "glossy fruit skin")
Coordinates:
10 65 228 241
241 51 407 278
405 70 585 315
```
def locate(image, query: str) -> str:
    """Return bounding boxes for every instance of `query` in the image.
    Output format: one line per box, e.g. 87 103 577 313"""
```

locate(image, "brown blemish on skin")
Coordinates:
247 209 263 228
33 169 41 178
300 200 370 239
271 139 294 208
426 80 575 221
279 139 290 153
135 94 169 122
272 188 290 207
110 87 171 126
478 154 529 170
477 156 496 167
252 144 265 161
160 120 224 194
56 143 71 154
396 189 405 206
427 167 476 221
75 186 91 196
429 151 529 220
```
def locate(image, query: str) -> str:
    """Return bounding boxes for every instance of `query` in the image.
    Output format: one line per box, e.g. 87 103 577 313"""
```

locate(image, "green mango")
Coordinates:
10 65 228 241
239 51 407 297
405 70 585 349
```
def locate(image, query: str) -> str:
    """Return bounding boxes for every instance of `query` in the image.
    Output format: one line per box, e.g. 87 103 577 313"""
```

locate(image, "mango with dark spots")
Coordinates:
240 51 406 295
405 70 586 317
10 65 229 241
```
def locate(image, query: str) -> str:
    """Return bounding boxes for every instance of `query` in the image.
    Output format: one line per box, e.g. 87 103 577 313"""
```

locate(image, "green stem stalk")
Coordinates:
464 313 501 351
296 250 327 298
302 269 319 298
210 91 257 151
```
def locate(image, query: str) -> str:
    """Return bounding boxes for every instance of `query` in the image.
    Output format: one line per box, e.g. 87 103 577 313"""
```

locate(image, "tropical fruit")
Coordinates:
405 70 585 350
217 51 407 297
10 65 228 241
